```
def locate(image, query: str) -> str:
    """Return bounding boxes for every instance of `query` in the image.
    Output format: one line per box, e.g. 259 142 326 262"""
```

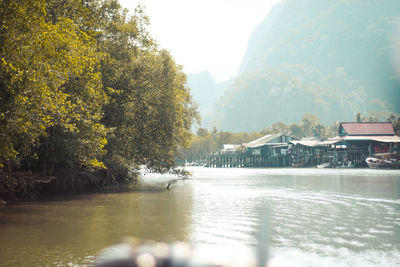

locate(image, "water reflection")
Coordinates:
186 168 400 266
0 168 399 266
0 186 193 266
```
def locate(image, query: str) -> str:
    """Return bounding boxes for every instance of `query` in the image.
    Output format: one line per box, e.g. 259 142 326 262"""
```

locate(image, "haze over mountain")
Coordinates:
203 0 400 132
186 71 232 120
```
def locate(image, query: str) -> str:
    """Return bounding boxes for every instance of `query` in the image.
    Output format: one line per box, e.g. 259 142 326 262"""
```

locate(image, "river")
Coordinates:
0 167 399 266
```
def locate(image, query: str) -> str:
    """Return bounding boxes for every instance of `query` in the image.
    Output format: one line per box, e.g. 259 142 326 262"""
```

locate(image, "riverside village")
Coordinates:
202 122 400 169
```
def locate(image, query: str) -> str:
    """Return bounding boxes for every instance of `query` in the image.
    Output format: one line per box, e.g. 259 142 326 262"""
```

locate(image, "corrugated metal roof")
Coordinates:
340 122 394 135
244 133 283 148
292 135 400 146
290 137 323 147
290 140 320 147
318 136 342 145
341 135 400 143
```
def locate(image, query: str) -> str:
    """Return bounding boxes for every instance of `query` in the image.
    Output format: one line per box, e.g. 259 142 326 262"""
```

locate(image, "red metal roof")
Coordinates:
339 122 394 135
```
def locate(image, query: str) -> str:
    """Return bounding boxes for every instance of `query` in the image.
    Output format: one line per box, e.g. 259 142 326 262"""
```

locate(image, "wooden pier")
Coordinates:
207 153 291 168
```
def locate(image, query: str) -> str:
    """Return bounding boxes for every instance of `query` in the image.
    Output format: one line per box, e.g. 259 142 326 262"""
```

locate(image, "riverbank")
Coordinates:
0 168 139 202
0 166 191 202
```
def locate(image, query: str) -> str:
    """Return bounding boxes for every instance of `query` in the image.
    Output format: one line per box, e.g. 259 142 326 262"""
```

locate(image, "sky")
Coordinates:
119 0 281 82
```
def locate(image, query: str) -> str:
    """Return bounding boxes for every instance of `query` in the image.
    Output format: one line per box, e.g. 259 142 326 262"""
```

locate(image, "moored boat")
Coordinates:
292 162 304 167
366 153 400 169
317 162 331 168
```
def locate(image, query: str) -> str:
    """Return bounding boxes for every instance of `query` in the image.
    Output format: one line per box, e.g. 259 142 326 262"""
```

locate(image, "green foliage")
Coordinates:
261 114 337 139
96 2 198 175
387 114 400 135
0 0 108 171
180 128 262 162
0 0 198 199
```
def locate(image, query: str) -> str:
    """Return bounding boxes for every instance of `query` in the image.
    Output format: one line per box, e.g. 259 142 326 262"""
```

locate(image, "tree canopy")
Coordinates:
0 0 198 199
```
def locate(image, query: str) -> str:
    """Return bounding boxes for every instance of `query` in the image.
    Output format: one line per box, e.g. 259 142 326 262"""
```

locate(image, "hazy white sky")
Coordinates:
119 0 281 82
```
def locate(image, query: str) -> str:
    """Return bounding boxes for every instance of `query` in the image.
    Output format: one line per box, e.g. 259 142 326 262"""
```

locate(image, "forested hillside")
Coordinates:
0 0 198 200
209 0 400 132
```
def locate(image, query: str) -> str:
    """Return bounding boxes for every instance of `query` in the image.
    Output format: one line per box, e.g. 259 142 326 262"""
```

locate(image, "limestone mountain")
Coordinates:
209 0 400 132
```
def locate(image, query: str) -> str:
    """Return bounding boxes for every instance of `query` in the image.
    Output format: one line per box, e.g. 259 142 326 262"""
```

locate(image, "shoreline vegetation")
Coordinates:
181 113 400 165
0 0 199 201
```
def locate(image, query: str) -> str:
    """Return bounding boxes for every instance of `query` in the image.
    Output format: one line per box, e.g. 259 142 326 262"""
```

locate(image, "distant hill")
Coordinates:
186 71 232 123
209 0 400 132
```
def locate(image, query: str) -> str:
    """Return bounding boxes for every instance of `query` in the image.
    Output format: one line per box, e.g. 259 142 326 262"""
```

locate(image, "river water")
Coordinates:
0 167 399 266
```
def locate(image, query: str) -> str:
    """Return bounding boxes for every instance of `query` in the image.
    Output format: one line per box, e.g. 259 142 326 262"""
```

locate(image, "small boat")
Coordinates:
291 156 304 167
292 162 304 167
366 153 400 169
317 162 331 168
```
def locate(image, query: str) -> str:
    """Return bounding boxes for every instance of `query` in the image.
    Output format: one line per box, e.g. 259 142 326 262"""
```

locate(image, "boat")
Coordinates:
317 162 331 168
291 162 304 167
366 153 400 169
291 158 304 167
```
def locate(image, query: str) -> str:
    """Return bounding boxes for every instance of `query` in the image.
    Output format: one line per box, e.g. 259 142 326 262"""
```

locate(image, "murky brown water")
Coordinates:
0 167 399 266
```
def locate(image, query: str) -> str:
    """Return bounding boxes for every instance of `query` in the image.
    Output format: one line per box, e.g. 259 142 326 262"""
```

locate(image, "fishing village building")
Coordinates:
206 122 400 168
207 134 292 168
